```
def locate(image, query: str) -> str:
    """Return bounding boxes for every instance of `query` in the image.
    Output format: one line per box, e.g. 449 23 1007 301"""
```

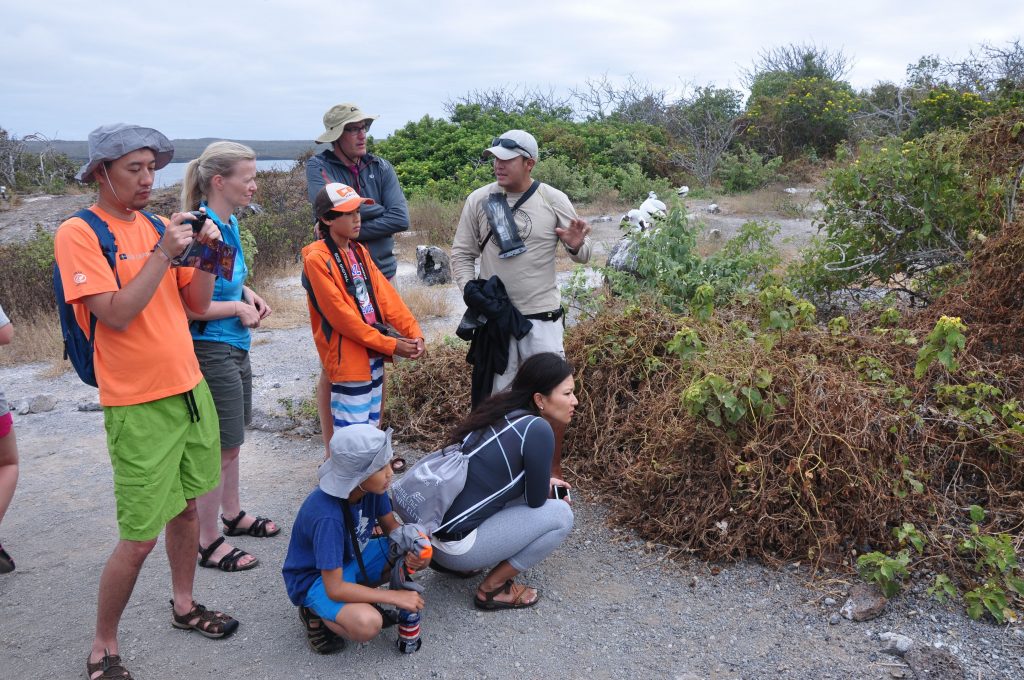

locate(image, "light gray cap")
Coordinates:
76 123 174 182
318 425 394 499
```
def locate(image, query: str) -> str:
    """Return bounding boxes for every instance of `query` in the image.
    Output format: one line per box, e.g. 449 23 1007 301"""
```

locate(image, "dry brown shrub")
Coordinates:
408 196 464 246
401 285 454 320
386 299 1024 587
0 312 65 374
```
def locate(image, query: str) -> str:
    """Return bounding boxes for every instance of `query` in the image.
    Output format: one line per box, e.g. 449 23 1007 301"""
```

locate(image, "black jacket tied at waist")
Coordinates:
457 276 533 407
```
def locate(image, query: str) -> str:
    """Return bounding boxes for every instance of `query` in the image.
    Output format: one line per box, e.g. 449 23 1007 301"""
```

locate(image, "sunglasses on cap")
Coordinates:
490 137 533 158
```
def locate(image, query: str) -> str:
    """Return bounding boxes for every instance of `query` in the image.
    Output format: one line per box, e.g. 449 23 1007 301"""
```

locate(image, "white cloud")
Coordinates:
0 0 1021 139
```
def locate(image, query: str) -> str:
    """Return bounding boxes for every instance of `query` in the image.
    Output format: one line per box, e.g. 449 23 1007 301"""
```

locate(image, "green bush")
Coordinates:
532 156 615 203
0 228 56 318
612 163 674 204
716 145 784 193
605 207 780 312
788 129 1004 303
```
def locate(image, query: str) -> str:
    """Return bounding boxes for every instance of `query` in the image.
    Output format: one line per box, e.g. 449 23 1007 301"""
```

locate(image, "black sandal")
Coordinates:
428 560 483 579
170 600 239 639
221 510 280 538
198 536 258 572
299 606 346 654
86 649 132 679
474 579 541 611
0 543 14 574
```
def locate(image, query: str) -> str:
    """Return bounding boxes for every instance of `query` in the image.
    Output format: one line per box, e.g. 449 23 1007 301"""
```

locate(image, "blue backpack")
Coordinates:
53 209 165 387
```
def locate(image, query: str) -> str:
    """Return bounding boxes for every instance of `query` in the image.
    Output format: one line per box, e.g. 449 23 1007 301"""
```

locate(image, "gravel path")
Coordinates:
1 194 1022 678
2 321 1022 680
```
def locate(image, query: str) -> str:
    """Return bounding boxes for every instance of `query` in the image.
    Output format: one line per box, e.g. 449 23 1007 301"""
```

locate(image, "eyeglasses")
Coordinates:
490 137 532 158
343 122 372 135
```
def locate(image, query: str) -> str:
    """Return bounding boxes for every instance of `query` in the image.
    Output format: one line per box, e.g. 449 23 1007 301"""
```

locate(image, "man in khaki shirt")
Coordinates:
450 130 591 475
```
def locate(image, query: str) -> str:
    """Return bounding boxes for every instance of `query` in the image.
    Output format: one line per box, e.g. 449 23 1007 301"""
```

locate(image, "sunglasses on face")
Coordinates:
343 122 372 135
490 137 532 158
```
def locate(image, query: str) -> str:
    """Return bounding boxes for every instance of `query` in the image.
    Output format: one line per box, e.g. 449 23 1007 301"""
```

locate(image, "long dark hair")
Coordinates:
447 352 574 445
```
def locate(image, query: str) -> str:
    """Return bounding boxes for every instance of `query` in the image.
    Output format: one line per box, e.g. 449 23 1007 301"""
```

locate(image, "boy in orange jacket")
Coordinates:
301 183 424 449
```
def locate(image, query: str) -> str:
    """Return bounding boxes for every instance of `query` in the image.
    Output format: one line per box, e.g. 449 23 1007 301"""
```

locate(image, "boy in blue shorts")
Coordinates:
283 424 429 653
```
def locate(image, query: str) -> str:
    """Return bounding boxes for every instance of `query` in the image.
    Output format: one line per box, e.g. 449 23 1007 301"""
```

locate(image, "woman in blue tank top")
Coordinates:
182 142 278 573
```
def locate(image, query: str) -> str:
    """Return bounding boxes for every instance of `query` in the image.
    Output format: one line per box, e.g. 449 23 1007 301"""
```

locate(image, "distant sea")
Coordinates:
154 159 297 189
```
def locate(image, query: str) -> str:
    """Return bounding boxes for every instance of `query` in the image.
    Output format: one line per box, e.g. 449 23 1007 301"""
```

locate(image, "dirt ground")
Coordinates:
2 188 1021 679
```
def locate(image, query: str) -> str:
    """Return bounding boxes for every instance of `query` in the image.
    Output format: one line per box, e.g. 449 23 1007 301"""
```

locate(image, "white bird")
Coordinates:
623 209 648 232
677 185 690 197
639 192 667 220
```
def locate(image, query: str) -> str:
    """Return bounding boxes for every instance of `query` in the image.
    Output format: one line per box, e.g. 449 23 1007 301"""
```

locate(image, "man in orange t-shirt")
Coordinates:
54 124 239 680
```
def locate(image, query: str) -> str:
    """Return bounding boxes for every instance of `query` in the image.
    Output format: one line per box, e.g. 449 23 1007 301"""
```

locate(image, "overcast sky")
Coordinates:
2 0 1021 141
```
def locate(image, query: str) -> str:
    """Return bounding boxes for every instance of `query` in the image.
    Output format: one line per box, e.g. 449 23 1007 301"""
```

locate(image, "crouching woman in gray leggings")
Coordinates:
430 352 576 610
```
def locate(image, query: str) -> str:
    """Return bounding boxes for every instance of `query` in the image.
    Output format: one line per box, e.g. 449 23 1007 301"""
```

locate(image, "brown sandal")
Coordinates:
474 579 541 611
170 600 239 639
298 605 346 654
86 649 132 679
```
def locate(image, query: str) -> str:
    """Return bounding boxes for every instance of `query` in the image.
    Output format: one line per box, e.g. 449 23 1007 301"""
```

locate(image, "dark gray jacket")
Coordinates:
305 150 409 279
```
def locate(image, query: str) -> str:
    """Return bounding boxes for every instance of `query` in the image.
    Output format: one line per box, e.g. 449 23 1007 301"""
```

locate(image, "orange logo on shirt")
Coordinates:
73 272 87 285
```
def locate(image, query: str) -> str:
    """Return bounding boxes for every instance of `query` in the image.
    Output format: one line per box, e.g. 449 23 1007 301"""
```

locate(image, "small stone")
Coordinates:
706 203 721 214
273 382 282 388
415 245 452 285
28 394 57 413
829 614 841 625
14 399 30 416
824 597 837 607
840 583 888 622
77 401 103 412
879 631 914 656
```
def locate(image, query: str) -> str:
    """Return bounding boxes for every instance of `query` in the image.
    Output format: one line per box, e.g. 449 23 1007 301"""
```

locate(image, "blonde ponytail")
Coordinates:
179 141 257 211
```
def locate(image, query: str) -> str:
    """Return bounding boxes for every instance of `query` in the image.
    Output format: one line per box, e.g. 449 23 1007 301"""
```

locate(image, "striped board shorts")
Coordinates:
330 356 385 428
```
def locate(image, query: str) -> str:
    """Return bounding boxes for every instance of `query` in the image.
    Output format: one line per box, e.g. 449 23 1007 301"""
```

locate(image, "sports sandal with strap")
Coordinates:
298 605 346 654
86 648 132 680
170 600 239 639
0 543 14 574
474 579 541 611
221 510 280 538
198 536 258 572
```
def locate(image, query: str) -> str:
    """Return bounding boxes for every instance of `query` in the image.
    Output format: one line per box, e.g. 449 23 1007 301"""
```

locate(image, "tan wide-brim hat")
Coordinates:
315 103 378 144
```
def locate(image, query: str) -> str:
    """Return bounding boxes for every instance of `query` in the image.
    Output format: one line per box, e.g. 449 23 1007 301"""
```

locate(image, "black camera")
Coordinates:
186 210 208 232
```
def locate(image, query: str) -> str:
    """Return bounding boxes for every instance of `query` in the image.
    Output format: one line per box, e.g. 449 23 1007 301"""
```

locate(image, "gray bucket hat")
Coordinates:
318 425 394 499
76 123 174 183
315 103 378 144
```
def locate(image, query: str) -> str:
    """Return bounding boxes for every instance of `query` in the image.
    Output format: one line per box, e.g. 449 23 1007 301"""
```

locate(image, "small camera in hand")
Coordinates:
186 210 208 232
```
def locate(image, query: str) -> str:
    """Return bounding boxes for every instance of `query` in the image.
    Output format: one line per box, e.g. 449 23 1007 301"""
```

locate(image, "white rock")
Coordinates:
880 631 914 656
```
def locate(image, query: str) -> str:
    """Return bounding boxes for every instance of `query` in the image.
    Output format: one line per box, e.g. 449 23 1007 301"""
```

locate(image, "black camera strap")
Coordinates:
322 235 385 326
478 180 539 251
340 499 370 584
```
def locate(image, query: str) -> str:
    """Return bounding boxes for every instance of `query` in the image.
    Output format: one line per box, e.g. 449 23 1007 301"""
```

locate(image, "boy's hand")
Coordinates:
405 550 431 572
391 589 425 612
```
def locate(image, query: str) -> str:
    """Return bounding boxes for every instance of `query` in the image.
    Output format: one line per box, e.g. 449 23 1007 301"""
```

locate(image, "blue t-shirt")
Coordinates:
282 487 392 606
189 204 251 351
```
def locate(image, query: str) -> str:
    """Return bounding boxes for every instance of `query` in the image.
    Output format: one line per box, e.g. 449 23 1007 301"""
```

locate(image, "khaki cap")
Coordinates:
315 103 378 144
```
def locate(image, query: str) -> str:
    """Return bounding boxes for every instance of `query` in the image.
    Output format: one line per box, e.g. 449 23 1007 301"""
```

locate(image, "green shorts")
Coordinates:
103 380 221 541
193 340 252 449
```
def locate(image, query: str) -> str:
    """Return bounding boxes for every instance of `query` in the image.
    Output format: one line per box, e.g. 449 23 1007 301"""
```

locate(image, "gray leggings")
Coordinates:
433 499 574 573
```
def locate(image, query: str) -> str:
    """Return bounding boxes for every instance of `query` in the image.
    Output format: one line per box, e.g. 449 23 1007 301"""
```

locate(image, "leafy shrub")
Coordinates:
604 207 780 311
716 145 783 193
788 128 1005 304
0 228 56 318
532 156 615 203
611 163 674 204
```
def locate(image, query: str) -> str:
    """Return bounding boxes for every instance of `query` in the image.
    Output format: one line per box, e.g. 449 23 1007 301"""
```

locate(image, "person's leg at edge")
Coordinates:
0 426 19 526
195 447 256 566
317 370 332 460
89 537 158 670
168 499 201 617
